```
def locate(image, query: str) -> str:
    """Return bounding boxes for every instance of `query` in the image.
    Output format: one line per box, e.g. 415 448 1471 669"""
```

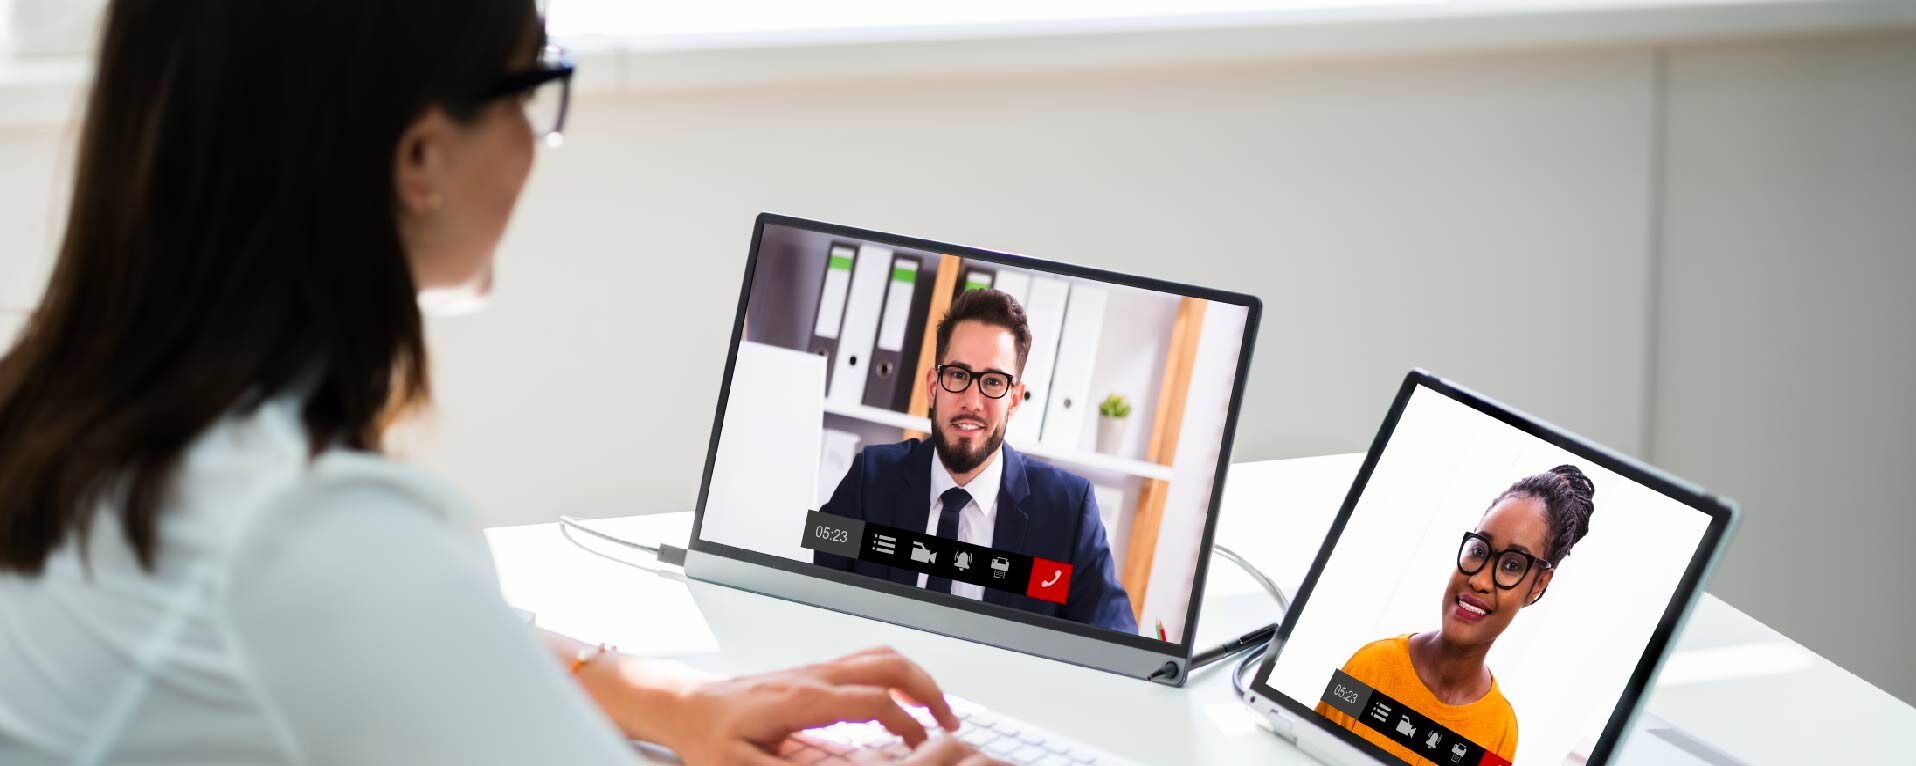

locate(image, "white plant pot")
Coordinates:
1095 416 1128 455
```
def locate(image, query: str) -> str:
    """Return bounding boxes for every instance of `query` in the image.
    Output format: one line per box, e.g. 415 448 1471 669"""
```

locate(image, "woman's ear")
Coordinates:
1527 567 1556 606
393 106 454 216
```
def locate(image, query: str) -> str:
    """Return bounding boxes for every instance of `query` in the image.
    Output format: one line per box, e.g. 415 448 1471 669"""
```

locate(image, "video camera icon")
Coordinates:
909 541 937 565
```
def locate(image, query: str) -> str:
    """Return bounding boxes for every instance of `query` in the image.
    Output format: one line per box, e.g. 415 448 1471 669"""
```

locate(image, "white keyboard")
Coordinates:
777 695 1138 766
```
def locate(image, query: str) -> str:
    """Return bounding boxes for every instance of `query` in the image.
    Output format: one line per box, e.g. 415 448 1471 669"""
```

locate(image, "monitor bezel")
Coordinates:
1244 369 1739 764
685 212 1264 684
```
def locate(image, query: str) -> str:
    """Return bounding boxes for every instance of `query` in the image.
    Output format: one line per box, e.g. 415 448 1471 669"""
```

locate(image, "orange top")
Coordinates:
1315 635 1519 765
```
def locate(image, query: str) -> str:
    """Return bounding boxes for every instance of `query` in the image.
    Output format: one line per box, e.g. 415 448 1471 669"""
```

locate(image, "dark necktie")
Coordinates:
924 487 972 594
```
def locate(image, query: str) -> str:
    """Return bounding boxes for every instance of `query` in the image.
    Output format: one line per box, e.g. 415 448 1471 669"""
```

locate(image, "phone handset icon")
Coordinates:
1025 557 1072 604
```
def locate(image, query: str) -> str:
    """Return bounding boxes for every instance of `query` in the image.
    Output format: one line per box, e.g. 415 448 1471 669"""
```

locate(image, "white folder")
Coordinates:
808 244 858 389
812 245 856 340
863 256 920 410
1040 285 1107 450
828 243 896 405
991 269 1031 308
1007 277 1068 447
874 257 917 354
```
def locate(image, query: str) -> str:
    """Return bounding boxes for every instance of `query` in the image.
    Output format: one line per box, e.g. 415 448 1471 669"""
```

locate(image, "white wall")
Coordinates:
412 44 1660 527
0 308 23 348
1652 31 1916 709
0 124 65 309
1 28 1911 703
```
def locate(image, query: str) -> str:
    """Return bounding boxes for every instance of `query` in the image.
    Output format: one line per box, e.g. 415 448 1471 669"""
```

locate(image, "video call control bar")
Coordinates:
801 511 1072 605
1320 670 1509 766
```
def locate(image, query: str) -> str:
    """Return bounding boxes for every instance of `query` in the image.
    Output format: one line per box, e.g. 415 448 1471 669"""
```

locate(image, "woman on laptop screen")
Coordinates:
1317 465 1597 765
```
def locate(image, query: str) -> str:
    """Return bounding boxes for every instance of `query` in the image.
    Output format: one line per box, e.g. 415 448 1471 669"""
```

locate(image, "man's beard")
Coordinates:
930 402 1005 477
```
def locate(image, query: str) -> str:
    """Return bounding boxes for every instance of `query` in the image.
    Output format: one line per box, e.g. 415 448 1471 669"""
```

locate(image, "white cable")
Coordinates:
1213 543 1289 613
555 516 686 567
557 516 661 554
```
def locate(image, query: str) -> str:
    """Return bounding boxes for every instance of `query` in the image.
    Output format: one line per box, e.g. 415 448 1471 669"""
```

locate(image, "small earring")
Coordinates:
425 192 444 211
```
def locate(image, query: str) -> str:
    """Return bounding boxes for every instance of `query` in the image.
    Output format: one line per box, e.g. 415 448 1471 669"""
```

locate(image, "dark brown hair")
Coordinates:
0 0 540 574
1491 465 1598 565
936 288 1032 375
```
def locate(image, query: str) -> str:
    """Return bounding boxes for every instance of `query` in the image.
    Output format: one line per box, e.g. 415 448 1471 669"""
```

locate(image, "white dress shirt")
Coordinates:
0 394 636 764
920 446 1004 600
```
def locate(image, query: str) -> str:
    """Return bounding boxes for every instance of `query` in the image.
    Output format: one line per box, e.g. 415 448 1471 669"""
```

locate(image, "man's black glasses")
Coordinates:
936 365 1016 400
470 45 574 147
1456 531 1552 590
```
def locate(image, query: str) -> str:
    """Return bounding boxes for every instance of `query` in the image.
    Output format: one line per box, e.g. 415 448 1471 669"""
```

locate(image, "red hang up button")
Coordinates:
1026 557 1072 605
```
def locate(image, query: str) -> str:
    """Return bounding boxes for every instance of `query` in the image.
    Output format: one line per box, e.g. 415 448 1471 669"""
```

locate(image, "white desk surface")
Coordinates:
488 454 1909 764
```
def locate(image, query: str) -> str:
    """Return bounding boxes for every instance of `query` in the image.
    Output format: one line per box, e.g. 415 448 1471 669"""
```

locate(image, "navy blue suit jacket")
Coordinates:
812 439 1138 633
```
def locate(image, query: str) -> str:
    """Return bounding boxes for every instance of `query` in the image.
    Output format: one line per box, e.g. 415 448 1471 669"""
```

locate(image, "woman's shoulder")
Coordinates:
1484 674 1520 727
171 396 479 566
1479 677 1521 757
215 418 497 615
300 449 472 523
240 445 479 562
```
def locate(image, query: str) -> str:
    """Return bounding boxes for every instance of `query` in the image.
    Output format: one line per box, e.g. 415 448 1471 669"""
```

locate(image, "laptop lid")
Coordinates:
685 213 1261 685
1245 370 1737 765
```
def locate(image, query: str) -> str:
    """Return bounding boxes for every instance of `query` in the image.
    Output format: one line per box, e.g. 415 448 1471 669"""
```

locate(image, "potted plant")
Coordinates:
1096 393 1131 454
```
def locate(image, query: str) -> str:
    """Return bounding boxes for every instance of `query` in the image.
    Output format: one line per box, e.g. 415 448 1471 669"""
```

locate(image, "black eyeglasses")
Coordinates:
1456 532 1552 590
470 45 574 147
936 365 1016 400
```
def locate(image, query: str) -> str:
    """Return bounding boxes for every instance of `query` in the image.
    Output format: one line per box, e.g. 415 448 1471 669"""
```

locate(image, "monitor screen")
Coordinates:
693 218 1257 649
1257 380 1720 765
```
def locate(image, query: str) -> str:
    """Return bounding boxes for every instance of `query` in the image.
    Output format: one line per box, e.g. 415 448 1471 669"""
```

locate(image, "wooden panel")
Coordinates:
903 255 963 441
1120 297 1207 621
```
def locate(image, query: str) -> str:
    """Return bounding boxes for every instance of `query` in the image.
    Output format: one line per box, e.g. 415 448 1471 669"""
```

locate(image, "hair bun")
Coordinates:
1549 464 1596 503
1493 464 1598 564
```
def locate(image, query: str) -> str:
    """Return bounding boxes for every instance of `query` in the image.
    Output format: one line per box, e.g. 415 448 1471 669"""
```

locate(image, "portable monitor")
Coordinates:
684 214 1261 684
1244 371 1738 766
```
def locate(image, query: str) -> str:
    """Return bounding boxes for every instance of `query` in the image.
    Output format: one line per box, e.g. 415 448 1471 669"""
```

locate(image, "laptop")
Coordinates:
1242 371 1739 766
683 214 1261 763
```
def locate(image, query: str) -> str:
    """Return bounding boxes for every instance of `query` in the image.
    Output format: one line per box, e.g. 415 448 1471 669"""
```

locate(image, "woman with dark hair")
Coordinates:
0 2 999 764
1316 465 1598 765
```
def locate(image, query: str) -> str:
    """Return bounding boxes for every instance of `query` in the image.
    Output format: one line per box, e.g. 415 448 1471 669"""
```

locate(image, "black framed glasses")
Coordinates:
471 45 574 147
1456 532 1551 590
936 365 1016 400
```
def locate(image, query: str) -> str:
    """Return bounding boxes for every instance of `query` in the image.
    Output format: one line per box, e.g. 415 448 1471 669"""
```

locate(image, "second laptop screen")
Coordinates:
1263 384 1712 766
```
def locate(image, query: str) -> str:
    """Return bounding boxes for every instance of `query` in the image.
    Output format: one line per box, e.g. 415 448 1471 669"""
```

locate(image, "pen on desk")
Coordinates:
1188 622 1278 671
